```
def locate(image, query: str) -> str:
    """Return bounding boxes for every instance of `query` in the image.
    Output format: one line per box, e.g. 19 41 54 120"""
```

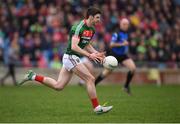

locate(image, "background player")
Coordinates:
19 7 112 114
95 18 136 95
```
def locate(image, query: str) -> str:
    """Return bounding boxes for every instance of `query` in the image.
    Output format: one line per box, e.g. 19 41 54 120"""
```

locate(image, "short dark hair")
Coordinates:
86 7 101 18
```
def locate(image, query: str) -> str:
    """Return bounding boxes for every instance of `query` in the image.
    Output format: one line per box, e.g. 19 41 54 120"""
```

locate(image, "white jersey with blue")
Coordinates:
111 30 129 55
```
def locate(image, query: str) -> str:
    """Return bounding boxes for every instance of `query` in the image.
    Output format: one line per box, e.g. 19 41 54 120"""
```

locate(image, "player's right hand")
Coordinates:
88 53 103 63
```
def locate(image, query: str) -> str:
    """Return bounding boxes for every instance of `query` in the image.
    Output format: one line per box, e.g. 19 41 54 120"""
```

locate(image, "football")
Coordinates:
103 56 118 69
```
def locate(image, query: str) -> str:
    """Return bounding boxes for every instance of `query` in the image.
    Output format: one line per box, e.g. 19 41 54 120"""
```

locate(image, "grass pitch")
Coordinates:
0 84 180 123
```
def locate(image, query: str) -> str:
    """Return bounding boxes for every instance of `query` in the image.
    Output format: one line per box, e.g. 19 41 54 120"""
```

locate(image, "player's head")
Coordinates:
120 18 129 31
86 7 101 25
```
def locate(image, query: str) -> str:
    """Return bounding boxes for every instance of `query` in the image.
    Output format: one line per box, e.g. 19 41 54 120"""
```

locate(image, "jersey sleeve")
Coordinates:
111 33 118 43
73 22 84 37
70 29 82 38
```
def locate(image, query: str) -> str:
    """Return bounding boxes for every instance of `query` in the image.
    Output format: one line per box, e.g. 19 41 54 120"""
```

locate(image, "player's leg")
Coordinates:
9 64 17 86
95 68 113 86
40 67 73 90
72 63 113 114
19 66 73 91
79 58 94 86
122 58 136 94
83 58 94 74
73 63 97 99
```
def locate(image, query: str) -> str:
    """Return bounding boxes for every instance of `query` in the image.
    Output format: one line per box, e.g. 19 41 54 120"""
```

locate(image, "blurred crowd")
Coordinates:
0 0 180 68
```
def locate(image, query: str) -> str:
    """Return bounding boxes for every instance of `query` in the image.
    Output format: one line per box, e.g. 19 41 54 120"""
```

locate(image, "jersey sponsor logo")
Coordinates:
82 30 93 37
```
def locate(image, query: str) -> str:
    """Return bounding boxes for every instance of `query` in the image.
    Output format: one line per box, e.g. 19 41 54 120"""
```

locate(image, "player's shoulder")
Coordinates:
71 20 85 31
112 32 118 37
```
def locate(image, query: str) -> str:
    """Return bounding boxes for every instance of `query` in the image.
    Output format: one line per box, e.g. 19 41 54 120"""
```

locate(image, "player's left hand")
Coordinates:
96 52 106 57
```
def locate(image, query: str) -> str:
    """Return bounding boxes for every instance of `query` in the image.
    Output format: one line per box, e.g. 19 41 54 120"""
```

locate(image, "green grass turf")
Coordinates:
0 84 180 123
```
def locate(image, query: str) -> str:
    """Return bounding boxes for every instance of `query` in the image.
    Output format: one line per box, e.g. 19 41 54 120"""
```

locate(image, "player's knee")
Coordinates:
55 86 64 91
86 74 95 83
54 83 64 91
130 65 136 73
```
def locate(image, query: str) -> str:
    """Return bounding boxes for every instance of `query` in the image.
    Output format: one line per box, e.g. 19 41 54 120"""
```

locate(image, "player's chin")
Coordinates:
94 21 100 25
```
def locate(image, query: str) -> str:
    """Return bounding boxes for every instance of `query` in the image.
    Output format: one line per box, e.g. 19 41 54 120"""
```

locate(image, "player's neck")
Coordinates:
85 19 93 27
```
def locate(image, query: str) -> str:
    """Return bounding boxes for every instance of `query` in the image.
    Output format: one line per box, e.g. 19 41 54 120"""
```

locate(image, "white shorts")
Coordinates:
62 54 82 71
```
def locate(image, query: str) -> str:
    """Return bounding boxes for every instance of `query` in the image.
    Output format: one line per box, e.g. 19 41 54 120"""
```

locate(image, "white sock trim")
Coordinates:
32 75 36 80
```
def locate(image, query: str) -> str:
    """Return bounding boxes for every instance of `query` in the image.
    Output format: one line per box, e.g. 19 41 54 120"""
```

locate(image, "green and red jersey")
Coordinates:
65 20 95 57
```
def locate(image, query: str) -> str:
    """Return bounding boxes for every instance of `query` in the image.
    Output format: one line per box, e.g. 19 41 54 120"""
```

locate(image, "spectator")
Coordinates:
0 0 179 68
0 33 20 86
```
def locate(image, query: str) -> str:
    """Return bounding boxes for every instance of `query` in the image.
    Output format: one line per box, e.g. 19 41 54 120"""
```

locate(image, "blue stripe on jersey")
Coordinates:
111 31 129 55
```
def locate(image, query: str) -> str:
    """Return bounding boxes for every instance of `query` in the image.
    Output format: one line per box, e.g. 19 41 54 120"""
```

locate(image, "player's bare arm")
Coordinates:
85 43 98 53
71 35 90 57
71 35 103 63
110 41 129 48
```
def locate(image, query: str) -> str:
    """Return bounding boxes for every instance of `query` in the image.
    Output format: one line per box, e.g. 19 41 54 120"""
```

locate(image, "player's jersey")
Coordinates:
65 20 95 57
111 29 129 55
